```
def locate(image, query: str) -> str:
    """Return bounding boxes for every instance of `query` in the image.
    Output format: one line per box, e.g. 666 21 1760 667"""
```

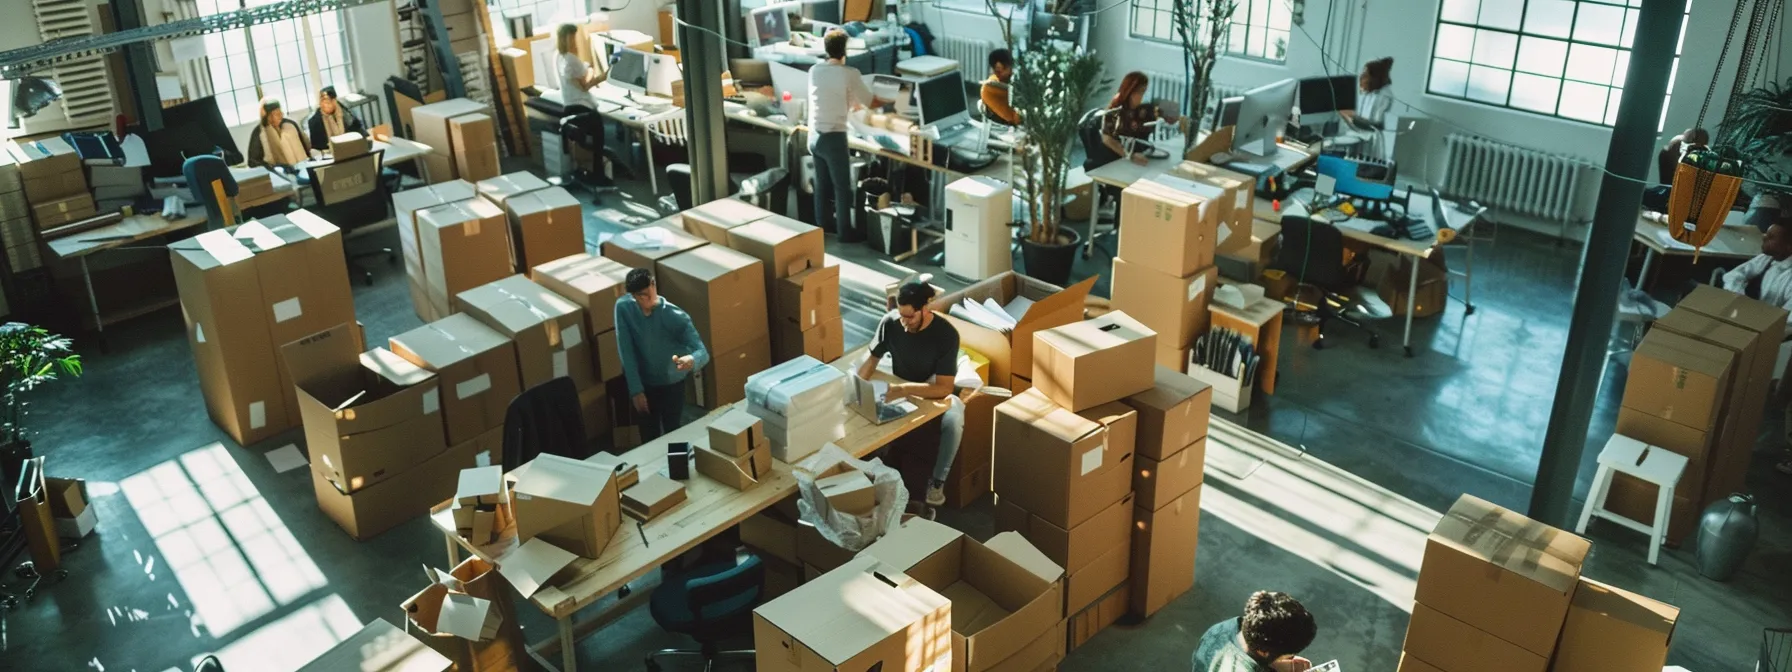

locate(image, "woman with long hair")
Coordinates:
556 22 614 188
246 97 314 170
1342 57 1394 131
1101 71 1160 166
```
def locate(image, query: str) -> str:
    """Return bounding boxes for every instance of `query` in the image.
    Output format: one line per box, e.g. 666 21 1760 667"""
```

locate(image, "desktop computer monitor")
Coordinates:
610 48 652 95
748 5 792 47
1233 78 1296 157
1297 75 1356 126
805 0 842 25
916 71 968 129
1215 95 1244 130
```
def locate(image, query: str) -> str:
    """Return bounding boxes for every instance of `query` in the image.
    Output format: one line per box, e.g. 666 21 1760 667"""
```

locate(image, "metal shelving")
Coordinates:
0 0 386 76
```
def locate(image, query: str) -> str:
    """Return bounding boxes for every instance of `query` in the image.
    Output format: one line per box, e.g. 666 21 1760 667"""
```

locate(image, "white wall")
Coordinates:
347 2 404 97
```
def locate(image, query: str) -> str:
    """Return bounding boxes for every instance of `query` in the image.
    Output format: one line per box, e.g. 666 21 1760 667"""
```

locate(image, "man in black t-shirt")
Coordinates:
858 281 963 506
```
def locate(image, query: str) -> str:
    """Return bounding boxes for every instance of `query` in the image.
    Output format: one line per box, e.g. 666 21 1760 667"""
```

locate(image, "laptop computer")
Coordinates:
848 376 916 424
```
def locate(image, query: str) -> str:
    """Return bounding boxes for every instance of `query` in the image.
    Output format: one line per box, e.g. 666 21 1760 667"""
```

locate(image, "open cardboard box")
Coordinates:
859 518 1066 672
284 323 446 493
752 555 953 672
936 273 1094 389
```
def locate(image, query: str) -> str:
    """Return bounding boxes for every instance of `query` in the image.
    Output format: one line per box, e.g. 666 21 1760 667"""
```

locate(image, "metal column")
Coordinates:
676 0 730 204
109 0 163 130
1529 0 1686 526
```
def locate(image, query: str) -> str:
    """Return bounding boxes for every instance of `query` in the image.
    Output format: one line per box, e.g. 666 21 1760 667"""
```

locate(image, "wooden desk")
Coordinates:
1632 209 1760 287
295 137 433 173
428 347 947 671
48 213 206 348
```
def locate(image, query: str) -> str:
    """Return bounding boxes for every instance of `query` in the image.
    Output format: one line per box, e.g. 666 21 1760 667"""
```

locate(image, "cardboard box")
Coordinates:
0 146 17 194
1676 285 1788 497
1134 438 1204 510
1395 654 1446 672
1118 177 1221 278
456 147 501 183
817 469 877 515
1110 259 1218 349
1549 578 1678 672
938 273 1095 387
708 407 767 457
456 275 595 391
8 138 84 201
596 328 622 382
774 264 843 330
477 172 551 207
859 519 1067 672
752 555 953 672
1123 366 1213 461
508 453 621 558
456 465 506 507
45 477 96 538
993 389 1135 529
946 387 1012 509
1032 312 1157 412
412 98 490 159
1414 494 1590 658
1130 486 1199 618
682 197 771 244
389 314 523 447
773 314 845 363
600 221 707 271
329 133 370 158
578 384 610 442
285 326 447 493
499 47 534 90
993 490 1132 581
695 441 773 490
313 427 501 540
1168 161 1255 251
450 113 497 152
656 244 769 355
1402 602 1548 672
621 475 688 519
1062 530 1130 616
1065 581 1128 653
504 186 585 272
1614 406 1712 464
1217 219 1280 280
1604 471 1700 543
23 170 87 205
393 181 479 317
696 335 771 407
30 192 97 229
741 510 801 565
418 198 515 320
1619 328 1735 432
533 253 629 336
726 215 826 284
796 520 858 572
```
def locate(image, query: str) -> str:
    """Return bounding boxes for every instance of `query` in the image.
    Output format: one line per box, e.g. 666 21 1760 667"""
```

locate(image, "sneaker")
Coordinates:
925 480 946 507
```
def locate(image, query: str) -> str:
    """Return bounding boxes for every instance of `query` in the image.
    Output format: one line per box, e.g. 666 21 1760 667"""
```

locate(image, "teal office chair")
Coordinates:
644 552 764 671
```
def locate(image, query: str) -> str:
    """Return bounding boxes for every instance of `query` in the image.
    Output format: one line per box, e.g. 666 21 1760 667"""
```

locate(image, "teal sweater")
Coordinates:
614 295 711 397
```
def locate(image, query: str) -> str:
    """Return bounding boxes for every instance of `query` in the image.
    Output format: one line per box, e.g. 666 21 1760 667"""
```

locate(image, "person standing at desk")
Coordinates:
556 22 616 189
246 97 316 171
615 268 709 441
1340 57 1394 131
857 281 963 507
808 29 877 238
306 86 368 151
981 48 1019 126
1718 217 1792 476
1101 72 1161 167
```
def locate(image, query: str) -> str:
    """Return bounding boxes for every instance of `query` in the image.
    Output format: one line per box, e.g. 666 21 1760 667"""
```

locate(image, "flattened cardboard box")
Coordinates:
993 389 1135 529
419 198 515 321
508 453 621 559
1414 494 1589 658
313 427 501 540
284 326 447 493
389 314 523 446
937 273 1094 387
455 274 595 391
1032 311 1157 412
751 555 952 672
533 252 630 335
681 197 771 244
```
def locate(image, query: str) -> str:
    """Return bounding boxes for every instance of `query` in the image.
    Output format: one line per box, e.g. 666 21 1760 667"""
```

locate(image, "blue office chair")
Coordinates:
644 552 764 672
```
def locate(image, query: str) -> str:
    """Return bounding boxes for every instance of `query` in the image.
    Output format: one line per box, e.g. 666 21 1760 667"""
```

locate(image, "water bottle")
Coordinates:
1694 494 1758 581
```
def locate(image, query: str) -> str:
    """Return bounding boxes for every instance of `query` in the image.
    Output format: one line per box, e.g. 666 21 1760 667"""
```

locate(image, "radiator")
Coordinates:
1440 134 1593 226
1143 71 1245 120
936 35 999 83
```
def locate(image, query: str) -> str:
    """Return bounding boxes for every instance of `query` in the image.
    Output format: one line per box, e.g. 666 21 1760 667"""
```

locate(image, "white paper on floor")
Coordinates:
265 445 308 474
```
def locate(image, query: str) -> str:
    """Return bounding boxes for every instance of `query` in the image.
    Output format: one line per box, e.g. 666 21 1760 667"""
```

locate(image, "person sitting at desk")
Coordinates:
306 86 367 152
857 281 963 507
615 268 709 441
1658 127 1709 185
1101 72 1162 166
246 97 317 172
1717 217 1792 476
556 22 615 189
1190 591 1319 672
981 48 1019 126
809 29 882 238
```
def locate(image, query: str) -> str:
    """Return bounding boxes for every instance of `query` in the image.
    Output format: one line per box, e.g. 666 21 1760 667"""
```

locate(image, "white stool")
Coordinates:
1576 434 1688 566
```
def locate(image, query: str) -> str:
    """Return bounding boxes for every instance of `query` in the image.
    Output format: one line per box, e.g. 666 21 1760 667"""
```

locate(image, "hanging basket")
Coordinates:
1668 149 1745 253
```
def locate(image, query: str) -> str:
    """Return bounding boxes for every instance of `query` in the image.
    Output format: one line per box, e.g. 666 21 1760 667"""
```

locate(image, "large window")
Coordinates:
1131 0 1292 63
492 0 587 33
197 0 356 126
1429 0 1687 126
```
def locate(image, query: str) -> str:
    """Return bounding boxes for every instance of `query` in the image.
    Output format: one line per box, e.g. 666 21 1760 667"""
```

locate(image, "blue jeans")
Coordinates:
933 395 964 483
809 131 853 236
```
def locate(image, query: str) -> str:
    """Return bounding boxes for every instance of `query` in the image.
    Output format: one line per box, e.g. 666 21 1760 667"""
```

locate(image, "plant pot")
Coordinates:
1020 228 1082 287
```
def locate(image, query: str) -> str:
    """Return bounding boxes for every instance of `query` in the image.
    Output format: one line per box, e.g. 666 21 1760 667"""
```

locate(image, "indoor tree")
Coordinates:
1176 0 1238 150
1010 44 1105 246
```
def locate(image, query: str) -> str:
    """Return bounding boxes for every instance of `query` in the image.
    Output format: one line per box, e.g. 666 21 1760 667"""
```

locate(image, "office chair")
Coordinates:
500 377 587 471
558 111 624 192
644 552 764 672
306 149 395 286
1273 215 1379 350
1077 108 1121 258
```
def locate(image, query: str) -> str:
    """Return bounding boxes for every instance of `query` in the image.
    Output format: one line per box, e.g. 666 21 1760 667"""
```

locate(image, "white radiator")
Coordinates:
1440 134 1593 226
1143 71 1245 121
936 35 999 83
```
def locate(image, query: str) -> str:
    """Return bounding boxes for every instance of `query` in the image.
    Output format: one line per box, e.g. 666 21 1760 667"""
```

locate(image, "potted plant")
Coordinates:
0 322 81 495
1008 44 1105 285
1176 0 1238 148
1715 76 1792 226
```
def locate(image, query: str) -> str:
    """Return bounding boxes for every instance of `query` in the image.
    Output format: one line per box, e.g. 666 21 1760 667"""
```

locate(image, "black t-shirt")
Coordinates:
870 310 959 384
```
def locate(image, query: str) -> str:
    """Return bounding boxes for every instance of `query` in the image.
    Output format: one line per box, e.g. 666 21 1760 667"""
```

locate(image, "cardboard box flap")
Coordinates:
1571 577 1679 637
983 531 1065 583
456 465 505 503
176 229 257 269
1682 284 1791 333
496 537 578 598
284 323 364 393
1431 494 1590 594
859 517 964 579
961 540 1053 611
390 314 511 368
753 556 950 665
942 580 1009 635
1634 329 1736 379
419 198 505 232
436 591 498 640
1654 309 1755 353
513 454 611 506
361 347 436 389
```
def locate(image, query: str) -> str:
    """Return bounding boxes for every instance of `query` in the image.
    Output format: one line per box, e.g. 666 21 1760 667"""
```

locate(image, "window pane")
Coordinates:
1431 59 1471 97
1511 73 1562 113
223 30 247 54
1467 65 1512 104
1523 0 1576 38
1477 0 1521 30
1613 50 1630 87
1436 24 1474 61
1621 8 1639 46
1517 37 1568 76
1573 3 1626 46
1472 29 1518 69
1604 87 1624 125
1566 44 1618 85
1559 81 1609 122
1440 0 1479 24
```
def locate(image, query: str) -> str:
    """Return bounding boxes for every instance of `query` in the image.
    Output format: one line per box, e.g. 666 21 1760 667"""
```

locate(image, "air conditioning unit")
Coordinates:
944 176 1013 280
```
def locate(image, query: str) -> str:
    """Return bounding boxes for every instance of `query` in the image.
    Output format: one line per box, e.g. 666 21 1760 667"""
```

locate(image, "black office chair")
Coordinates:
559 110 626 192
306 149 395 286
1273 214 1379 350
500 377 587 471
644 552 764 672
1077 108 1122 258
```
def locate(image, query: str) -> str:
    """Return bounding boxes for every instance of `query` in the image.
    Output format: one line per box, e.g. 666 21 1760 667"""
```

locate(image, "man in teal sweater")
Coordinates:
615 268 710 440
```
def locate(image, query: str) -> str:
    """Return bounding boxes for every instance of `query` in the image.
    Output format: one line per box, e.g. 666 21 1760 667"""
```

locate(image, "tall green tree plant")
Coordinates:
1716 75 1792 187
0 323 81 444
1010 45 1105 243
1176 0 1237 151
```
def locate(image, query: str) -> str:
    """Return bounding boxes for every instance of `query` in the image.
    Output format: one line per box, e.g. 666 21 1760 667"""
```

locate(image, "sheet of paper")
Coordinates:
155 75 184 102
121 134 151 168
170 36 206 63
264 444 307 473
1001 295 1035 322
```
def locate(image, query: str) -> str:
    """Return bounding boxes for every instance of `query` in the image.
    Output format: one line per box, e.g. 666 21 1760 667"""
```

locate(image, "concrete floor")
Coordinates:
2 173 1788 671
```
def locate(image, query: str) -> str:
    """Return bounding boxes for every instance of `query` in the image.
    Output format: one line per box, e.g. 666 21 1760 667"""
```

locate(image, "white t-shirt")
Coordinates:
560 53 599 110
807 62 873 135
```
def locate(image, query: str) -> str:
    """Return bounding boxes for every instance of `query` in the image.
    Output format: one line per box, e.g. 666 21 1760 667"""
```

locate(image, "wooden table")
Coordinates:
1632 209 1760 288
429 347 948 671
48 212 204 348
295 136 433 173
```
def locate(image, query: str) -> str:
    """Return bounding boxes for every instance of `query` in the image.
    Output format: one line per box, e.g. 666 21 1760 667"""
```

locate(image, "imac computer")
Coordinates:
748 5 792 47
1296 75 1356 127
1232 78 1297 158
609 48 652 96
1215 95 1244 130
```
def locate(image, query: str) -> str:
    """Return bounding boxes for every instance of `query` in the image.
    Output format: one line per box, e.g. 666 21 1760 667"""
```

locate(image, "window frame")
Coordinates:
490 0 588 35
1128 0 1292 64
1426 0 1686 128
196 0 357 127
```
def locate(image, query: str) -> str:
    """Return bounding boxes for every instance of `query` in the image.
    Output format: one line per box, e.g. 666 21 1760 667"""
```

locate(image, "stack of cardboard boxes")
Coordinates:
390 314 522 450
393 180 479 320
477 172 585 274
680 199 844 364
993 311 1157 651
533 253 632 439
1121 366 1212 618
655 244 769 406
1168 162 1264 284
170 210 356 446
412 99 497 183
418 198 514 322
8 138 94 232
457 274 598 392
936 272 1094 391
1609 285 1787 541
0 148 39 276
1110 173 1231 372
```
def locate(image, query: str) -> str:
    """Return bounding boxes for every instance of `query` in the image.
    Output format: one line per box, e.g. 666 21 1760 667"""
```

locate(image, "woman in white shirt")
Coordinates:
556 23 614 188
1340 57 1394 157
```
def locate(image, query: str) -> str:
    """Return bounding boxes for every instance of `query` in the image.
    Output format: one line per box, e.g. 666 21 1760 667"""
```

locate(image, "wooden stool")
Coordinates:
1575 434 1688 566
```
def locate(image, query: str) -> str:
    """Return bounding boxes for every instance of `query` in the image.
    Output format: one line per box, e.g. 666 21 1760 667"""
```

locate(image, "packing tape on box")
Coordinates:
423 389 440 415
249 401 266 429
457 374 491 400
464 219 481 235
427 324 476 354
561 324 582 348
272 297 303 323
494 287 553 334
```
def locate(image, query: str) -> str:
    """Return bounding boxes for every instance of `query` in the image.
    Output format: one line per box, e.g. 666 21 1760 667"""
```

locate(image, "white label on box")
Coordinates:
476 451 491 467
515 493 531 500
194 323 205 343
1235 189 1249 211
561 324 582 348
249 401 267 429
423 389 440 415
553 351 568 378
1218 221 1232 243
457 374 492 400
1080 445 1104 476
271 297 302 323
1188 274 1207 302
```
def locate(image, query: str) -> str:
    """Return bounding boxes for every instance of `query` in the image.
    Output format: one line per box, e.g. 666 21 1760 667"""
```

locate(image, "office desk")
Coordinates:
295 137 433 173
1632 209 1760 288
535 86 680 195
429 346 948 672
48 212 208 347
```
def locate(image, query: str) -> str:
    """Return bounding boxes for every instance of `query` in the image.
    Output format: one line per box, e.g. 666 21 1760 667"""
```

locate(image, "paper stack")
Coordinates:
744 356 847 464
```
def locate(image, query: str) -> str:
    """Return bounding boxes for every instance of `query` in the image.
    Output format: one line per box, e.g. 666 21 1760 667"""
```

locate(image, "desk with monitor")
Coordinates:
1632 208 1762 288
